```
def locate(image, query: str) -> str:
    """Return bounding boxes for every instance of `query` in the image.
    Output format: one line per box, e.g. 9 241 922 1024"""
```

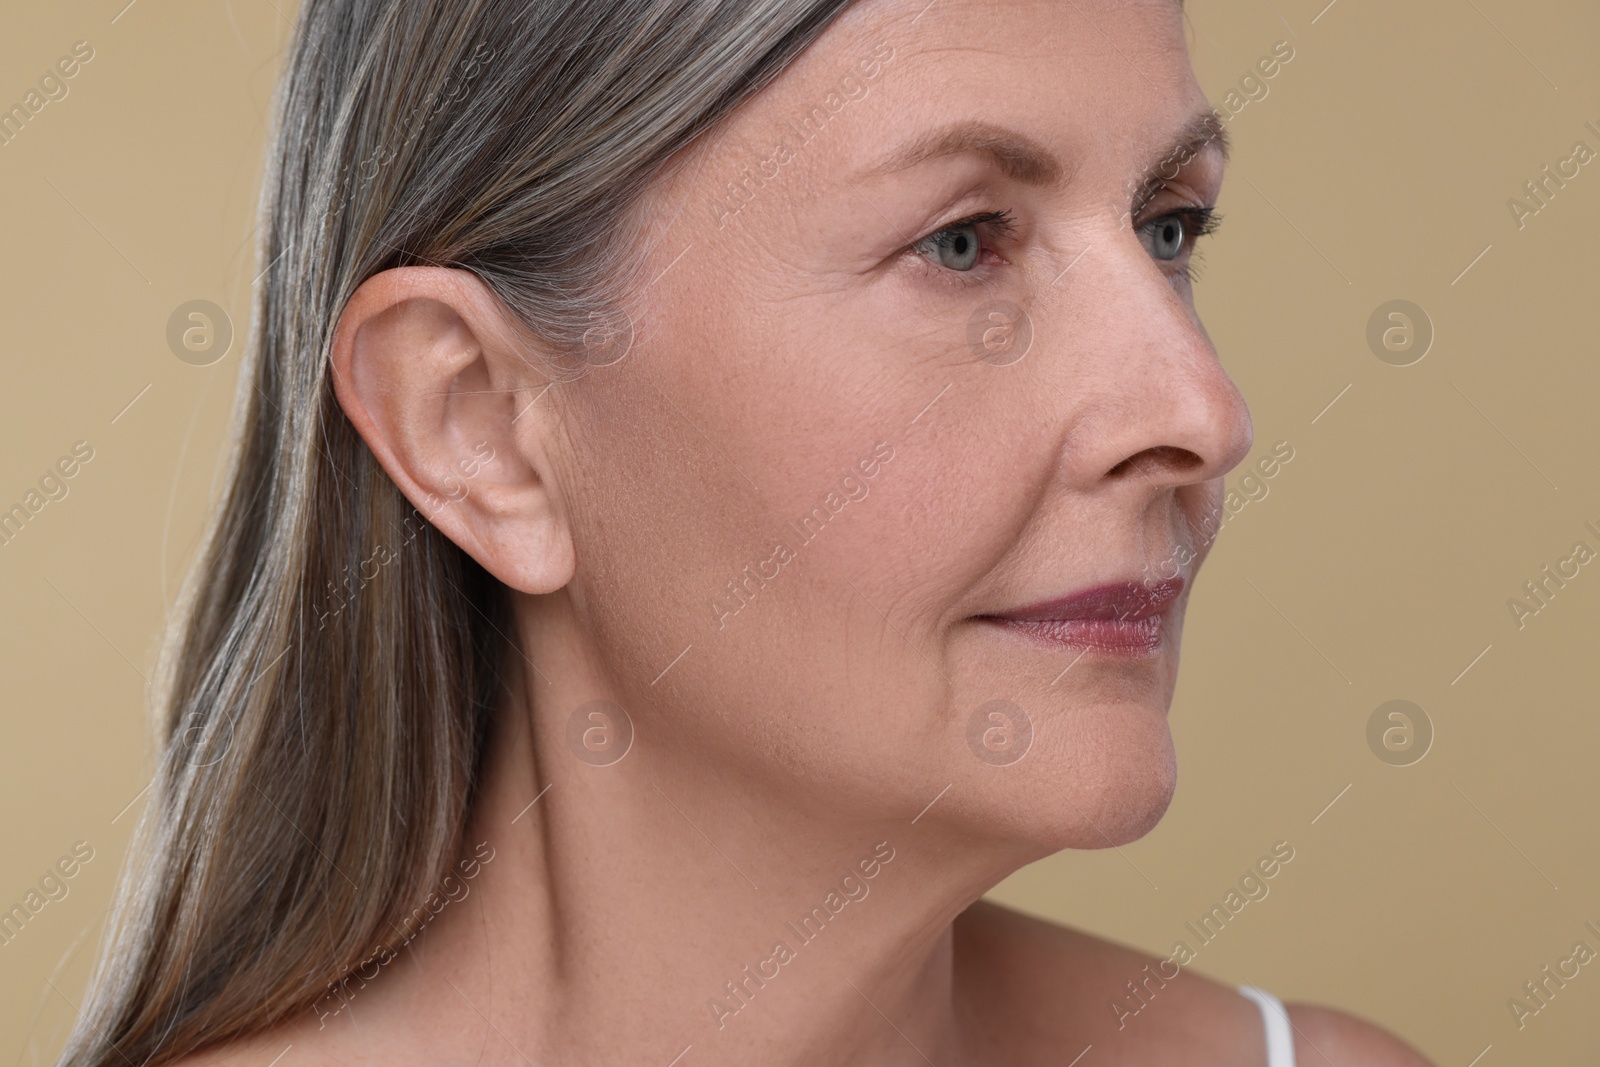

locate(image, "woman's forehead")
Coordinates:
669 0 1207 211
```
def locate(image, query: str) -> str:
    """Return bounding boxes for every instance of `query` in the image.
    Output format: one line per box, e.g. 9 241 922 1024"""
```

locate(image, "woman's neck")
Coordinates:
322 604 1031 1067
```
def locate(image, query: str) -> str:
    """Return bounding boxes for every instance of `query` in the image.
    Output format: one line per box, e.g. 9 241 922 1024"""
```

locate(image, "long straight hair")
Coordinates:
56 1 857 1063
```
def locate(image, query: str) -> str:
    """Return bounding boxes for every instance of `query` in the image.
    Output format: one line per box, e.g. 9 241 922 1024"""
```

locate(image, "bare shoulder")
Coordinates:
952 900 1434 1067
1286 1003 1436 1066
953 899 1268 1064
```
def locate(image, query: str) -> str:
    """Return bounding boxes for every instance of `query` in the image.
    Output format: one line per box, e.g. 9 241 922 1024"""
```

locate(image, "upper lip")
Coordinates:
981 577 1185 623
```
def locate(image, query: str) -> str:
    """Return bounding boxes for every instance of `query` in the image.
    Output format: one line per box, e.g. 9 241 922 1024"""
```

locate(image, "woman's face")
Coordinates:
546 0 1251 853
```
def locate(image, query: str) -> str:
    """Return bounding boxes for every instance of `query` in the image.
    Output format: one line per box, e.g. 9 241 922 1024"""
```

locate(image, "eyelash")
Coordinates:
908 204 1223 287
1156 205 1221 239
1150 206 1222 283
908 209 1019 289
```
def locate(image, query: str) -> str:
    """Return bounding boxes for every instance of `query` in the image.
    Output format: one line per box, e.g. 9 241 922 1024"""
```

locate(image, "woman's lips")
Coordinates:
976 578 1185 656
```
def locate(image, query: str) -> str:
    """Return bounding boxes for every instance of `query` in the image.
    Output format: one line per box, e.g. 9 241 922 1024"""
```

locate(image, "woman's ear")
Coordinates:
329 266 575 595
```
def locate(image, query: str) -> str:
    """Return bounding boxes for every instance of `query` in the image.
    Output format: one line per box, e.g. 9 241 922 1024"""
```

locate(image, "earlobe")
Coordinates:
328 267 576 595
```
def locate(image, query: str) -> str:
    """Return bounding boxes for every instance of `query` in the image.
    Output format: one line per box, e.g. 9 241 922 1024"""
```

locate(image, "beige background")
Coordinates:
3 0 1597 1062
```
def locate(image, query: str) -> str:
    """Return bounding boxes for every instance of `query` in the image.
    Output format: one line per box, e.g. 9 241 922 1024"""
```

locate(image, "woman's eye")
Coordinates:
1137 207 1220 264
915 222 982 271
911 209 1016 274
1146 214 1186 261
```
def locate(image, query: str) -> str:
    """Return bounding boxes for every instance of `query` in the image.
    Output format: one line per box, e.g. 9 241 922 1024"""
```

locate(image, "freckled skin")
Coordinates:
174 1 1431 1065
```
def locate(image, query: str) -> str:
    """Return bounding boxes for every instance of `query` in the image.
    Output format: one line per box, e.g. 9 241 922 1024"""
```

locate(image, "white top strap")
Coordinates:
1237 985 1297 1067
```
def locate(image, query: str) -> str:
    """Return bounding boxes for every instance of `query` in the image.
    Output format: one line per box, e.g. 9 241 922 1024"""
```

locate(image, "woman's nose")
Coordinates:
1043 234 1255 495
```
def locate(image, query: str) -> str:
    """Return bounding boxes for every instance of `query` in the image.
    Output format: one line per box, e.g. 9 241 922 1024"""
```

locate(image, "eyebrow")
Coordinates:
852 108 1231 203
855 118 1068 185
1130 109 1231 217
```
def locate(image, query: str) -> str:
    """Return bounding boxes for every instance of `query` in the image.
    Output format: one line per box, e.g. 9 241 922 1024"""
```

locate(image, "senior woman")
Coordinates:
57 0 1433 1065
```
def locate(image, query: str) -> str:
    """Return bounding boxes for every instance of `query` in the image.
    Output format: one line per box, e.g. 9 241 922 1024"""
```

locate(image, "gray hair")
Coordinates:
56 1 857 1063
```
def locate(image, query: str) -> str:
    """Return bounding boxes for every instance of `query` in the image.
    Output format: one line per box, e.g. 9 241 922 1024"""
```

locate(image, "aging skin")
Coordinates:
179 0 1432 1064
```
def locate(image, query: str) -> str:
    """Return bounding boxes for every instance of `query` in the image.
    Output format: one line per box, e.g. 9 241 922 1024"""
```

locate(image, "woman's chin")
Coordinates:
946 704 1179 857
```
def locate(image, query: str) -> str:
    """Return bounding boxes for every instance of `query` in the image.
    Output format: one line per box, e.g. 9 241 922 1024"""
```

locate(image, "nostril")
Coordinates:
1107 445 1204 480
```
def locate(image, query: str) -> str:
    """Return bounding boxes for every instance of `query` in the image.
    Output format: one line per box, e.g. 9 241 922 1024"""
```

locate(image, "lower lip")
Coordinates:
980 614 1166 656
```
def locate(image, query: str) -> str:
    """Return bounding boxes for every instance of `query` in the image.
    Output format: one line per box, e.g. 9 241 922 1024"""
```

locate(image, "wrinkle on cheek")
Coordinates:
840 585 937 707
728 205 879 301
695 223 822 313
